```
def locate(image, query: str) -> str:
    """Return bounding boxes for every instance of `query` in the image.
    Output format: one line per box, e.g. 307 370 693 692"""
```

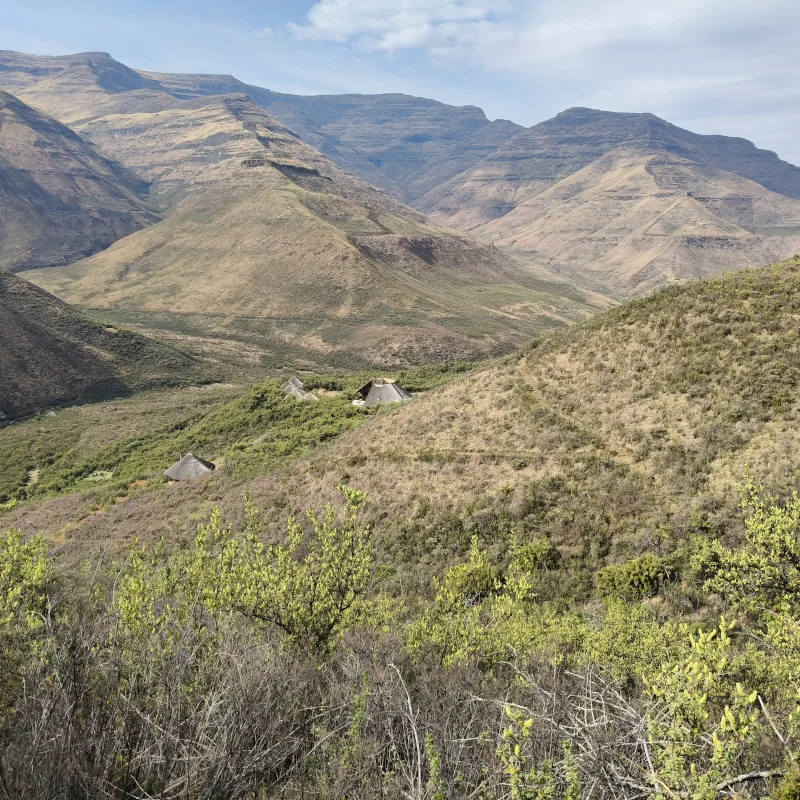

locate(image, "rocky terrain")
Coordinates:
0 90 157 271
23 93 607 367
0 269 208 421
417 108 800 297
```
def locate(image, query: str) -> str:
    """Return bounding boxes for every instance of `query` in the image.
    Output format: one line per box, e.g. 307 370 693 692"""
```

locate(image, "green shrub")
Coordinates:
596 553 679 601
443 537 499 602
512 537 560 573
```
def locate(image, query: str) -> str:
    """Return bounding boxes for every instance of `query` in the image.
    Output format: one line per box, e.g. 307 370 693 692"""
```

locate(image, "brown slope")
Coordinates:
479 149 800 298
0 270 209 421
0 49 523 203
419 108 800 297
419 107 800 230
0 50 164 123
0 91 158 272
22 94 610 368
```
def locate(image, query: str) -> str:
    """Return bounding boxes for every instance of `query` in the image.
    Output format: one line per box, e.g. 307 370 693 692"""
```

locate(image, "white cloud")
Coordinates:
289 0 513 52
288 0 800 162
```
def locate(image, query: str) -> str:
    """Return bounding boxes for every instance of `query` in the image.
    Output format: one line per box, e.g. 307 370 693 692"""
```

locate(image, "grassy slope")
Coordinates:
0 363 477 554
0 271 216 422
4 260 800 592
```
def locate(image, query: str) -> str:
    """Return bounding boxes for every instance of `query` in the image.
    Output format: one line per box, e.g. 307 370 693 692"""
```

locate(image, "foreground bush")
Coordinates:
0 481 799 798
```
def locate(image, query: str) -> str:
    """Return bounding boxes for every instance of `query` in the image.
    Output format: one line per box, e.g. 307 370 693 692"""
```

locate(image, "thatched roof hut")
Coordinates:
282 377 304 392
364 380 411 408
164 453 216 481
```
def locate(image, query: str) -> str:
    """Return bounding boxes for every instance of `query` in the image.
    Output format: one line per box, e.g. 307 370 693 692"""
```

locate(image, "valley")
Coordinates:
2 40 800 800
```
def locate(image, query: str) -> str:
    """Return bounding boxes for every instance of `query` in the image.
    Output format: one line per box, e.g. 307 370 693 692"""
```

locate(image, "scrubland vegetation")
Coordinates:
2 478 800 799
4 261 800 797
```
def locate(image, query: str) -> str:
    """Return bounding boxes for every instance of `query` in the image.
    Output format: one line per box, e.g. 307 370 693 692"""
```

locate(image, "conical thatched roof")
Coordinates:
164 453 216 481
364 381 411 408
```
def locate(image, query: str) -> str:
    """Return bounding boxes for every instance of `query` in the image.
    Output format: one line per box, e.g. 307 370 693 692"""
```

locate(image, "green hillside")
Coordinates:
3 261 800 797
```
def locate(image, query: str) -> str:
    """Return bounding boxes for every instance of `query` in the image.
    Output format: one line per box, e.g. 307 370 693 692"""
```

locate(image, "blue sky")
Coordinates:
3 0 799 164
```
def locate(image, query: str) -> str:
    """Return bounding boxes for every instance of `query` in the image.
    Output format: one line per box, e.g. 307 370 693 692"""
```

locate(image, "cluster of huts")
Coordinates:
164 376 411 482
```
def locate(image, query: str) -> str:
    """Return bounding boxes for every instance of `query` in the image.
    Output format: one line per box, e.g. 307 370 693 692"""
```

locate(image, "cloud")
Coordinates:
289 0 513 52
290 0 796 72
288 0 800 162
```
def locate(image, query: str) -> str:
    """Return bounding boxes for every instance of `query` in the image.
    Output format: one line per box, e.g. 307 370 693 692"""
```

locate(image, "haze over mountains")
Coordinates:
1 47 800 371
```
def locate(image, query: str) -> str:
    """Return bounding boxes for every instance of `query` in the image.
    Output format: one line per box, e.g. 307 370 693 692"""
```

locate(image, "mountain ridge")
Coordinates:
0 89 158 272
0 49 524 203
0 269 211 421
5 49 800 303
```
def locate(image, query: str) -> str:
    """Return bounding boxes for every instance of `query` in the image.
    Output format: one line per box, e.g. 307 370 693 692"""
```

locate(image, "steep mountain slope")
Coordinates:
24 94 608 367
0 91 157 271
8 259 800 574
206 91 523 203
0 270 209 421
0 50 523 202
479 149 800 297
420 108 800 297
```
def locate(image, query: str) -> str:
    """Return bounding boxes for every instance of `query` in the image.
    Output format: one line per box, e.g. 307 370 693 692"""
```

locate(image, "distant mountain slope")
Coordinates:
0 91 157 271
0 270 209 421
419 108 800 297
420 107 800 225
477 149 800 297
23 94 608 367
0 50 523 203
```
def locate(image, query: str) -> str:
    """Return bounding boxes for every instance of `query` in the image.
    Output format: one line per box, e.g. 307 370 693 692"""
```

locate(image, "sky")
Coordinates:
2 0 799 164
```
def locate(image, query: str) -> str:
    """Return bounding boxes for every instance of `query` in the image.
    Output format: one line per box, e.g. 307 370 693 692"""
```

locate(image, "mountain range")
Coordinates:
1 48 800 376
0 52 608 368
420 107 800 297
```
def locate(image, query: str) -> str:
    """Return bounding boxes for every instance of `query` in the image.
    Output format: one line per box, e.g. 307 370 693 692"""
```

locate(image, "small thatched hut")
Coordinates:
362 379 412 408
164 453 216 481
282 377 304 392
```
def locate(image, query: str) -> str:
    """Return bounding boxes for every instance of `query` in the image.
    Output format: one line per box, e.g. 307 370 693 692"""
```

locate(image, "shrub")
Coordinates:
596 553 679 601
443 537 499 603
